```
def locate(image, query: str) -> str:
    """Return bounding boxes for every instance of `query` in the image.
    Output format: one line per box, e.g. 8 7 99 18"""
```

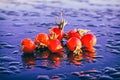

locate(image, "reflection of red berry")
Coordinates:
40 50 50 58
50 27 64 41
81 33 97 48
84 51 96 61
21 38 36 53
86 47 96 52
66 37 82 52
68 52 83 61
50 54 61 61
48 39 63 53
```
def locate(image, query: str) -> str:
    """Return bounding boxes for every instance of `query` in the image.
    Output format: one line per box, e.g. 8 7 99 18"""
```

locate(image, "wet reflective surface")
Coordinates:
0 0 120 80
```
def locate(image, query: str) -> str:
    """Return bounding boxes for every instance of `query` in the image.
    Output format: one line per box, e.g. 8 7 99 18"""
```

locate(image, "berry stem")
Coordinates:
55 11 67 30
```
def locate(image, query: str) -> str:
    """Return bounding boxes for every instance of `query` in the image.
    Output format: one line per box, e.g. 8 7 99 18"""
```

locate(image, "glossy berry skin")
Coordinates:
81 33 97 48
50 27 64 40
47 39 63 53
66 37 82 51
21 38 32 45
34 33 49 46
21 38 36 53
66 30 81 40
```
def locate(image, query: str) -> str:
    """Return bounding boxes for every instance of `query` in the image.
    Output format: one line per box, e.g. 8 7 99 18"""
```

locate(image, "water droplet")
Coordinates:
9 61 20 65
12 50 19 54
95 44 102 49
87 24 97 27
14 69 21 73
111 26 120 29
79 74 91 80
5 33 14 36
51 76 61 80
98 75 113 80
105 44 113 48
57 74 66 79
19 66 24 69
36 65 54 70
94 55 104 58
110 49 120 54
0 63 4 66
6 11 19 16
114 41 120 46
0 56 17 62
104 67 117 74
0 42 9 45
107 39 114 43
37 75 50 80
0 17 6 20
110 72 120 78
4 44 15 48
0 67 7 71
8 66 18 70
39 23 54 27
71 72 80 76
1 70 14 74
84 70 101 74
114 32 120 36
104 67 117 71
115 67 120 70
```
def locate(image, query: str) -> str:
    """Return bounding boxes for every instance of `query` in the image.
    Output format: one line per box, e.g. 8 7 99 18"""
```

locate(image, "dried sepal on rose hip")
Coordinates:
65 29 90 40
21 38 36 54
76 28 90 36
48 31 63 53
65 29 81 40
49 12 67 41
34 33 49 48
66 37 82 56
49 27 64 41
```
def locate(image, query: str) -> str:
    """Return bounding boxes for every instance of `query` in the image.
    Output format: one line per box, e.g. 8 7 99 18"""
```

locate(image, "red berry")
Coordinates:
21 38 32 45
66 37 82 51
66 30 81 40
49 27 64 40
48 39 63 53
21 38 36 53
81 33 97 48
34 33 49 47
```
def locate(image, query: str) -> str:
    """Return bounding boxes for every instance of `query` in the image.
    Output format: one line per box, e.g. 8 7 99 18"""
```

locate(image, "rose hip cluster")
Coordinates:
21 12 97 58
